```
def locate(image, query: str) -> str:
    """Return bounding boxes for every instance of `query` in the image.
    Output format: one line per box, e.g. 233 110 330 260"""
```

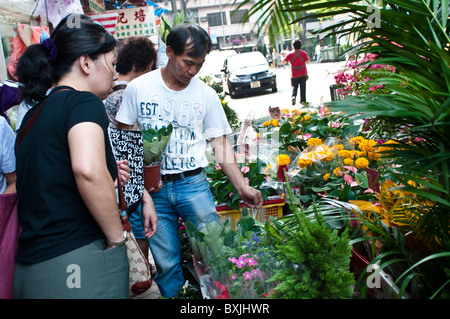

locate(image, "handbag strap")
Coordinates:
117 166 132 232
15 88 71 152
117 167 127 212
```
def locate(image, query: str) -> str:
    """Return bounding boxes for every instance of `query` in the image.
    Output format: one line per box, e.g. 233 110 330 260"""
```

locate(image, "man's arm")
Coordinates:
210 135 263 208
116 121 133 130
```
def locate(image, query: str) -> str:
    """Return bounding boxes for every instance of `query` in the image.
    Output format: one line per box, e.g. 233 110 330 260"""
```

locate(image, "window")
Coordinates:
207 12 227 27
185 9 199 25
230 9 248 24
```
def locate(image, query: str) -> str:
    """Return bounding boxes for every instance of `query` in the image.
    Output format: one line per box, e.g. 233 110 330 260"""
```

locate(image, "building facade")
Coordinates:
155 0 259 51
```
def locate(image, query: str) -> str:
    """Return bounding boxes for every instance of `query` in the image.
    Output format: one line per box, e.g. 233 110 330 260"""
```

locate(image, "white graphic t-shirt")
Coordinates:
116 69 232 174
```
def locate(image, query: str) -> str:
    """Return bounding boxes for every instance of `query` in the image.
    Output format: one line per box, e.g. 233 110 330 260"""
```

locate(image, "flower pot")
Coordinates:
143 162 161 191
277 165 288 182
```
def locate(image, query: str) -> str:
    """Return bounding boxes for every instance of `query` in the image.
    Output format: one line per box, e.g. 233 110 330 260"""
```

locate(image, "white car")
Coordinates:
197 50 237 83
222 51 277 98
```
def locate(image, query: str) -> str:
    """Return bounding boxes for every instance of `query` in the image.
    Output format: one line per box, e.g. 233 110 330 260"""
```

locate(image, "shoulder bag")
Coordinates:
117 171 153 298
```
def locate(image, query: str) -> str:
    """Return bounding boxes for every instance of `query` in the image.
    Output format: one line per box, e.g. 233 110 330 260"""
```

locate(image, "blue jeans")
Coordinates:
133 170 219 298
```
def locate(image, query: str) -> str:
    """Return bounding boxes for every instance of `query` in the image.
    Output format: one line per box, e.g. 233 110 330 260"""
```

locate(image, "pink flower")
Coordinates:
331 122 339 128
236 258 247 268
247 258 258 266
241 166 250 174
251 268 264 279
235 254 249 268
343 166 357 173
344 173 354 185
231 273 237 280
228 257 237 263
299 133 312 141
319 106 325 117
229 192 233 198
243 271 253 280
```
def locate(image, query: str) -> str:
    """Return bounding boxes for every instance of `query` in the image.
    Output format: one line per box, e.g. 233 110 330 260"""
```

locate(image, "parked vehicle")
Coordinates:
222 51 277 98
197 50 237 83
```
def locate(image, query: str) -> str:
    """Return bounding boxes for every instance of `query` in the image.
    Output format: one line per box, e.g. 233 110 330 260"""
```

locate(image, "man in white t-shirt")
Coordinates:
116 24 263 298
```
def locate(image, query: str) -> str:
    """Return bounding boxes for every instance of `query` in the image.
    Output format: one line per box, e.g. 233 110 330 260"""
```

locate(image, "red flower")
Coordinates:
215 281 230 299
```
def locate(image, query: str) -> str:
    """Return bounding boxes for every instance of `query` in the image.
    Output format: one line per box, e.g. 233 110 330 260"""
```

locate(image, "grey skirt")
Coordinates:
13 239 129 299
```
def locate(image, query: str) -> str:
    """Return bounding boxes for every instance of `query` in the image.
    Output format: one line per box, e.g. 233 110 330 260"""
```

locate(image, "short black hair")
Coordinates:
166 24 212 57
293 39 302 50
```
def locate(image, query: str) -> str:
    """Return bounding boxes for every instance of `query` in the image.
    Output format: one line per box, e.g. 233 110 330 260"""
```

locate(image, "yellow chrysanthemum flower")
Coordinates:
355 157 369 169
333 167 342 177
319 151 335 162
331 144 344 151
378 140 398 154
367 151 381 161
271 119 279 127
343 158 354 166
263 120 271 127
298 157 312 168
307 138 322 147
338 150 354 159
352 150 364 158
349 136 364 146
276 154 291 166
359 139 377 153
323 173 330 181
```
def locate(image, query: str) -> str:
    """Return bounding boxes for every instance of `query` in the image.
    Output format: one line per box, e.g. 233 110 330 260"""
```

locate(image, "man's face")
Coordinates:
166 42 207 86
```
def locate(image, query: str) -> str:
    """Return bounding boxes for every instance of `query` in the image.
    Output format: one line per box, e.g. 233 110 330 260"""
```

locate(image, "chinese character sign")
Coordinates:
114 7 157 39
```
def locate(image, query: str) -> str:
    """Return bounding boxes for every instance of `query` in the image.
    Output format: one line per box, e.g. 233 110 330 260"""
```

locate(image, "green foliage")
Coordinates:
205 158 277 210
158 10 187 43
142 124 173 166
266 182 355 299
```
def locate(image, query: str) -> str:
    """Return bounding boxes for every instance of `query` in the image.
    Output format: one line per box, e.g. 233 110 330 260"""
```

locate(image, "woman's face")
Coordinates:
91 49 118 100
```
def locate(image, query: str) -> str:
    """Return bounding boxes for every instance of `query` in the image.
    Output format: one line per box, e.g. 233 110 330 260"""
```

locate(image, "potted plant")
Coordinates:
141 124 173 190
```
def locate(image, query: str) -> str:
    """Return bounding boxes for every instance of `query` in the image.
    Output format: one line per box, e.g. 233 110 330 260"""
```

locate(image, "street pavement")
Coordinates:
226 60 349 121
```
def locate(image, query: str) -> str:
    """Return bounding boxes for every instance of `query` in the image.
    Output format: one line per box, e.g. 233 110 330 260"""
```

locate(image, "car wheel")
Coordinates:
272 87 278 93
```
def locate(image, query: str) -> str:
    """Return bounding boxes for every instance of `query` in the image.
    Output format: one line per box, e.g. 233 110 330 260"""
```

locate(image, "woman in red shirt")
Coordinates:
283 39 311 105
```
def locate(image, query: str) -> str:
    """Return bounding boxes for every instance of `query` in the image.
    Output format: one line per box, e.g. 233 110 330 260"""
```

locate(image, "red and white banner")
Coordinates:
87 11 119 35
